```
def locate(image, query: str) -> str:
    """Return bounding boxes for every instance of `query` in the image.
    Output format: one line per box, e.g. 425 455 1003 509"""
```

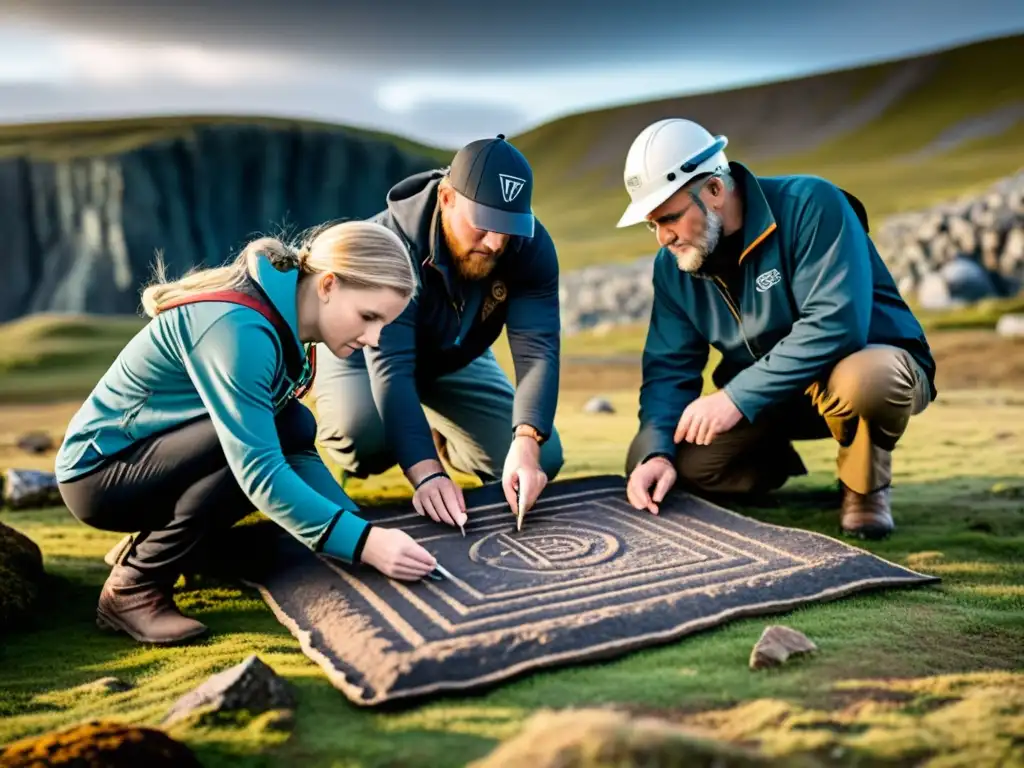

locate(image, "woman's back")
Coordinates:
57 255 302 482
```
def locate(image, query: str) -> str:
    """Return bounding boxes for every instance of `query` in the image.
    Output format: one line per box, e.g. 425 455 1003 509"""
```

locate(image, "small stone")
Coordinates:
583 396 616 414
16 431 54 454
917 272 954 310
80 676 134 694
162 654 296 727
749 625 818 670
2 468 62 510
996 313 1024 338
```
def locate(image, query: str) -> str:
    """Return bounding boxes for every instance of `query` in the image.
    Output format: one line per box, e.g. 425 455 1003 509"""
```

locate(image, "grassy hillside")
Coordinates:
1 32 1021 276
0 113 453 165
511 32 1024 269
3 294 1024 405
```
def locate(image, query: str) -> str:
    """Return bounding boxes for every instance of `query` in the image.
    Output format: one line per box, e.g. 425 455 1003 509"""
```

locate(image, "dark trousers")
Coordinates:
58 400 316 585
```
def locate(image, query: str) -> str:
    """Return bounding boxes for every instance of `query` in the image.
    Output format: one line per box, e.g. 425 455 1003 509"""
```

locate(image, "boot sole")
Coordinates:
96 609 209 646
841 525 894 540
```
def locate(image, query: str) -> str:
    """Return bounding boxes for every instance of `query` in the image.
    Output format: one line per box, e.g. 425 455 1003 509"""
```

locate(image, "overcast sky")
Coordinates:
2 1 1022 148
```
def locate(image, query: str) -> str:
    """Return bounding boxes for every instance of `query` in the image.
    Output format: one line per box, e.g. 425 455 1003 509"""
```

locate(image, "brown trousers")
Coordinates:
629 344 933 496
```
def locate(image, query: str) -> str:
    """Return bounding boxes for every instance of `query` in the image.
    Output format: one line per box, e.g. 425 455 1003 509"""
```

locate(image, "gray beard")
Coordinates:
673 210 723 273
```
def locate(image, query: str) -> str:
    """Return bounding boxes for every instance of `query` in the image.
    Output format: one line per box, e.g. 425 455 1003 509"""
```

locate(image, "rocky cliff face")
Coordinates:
0 123 441 322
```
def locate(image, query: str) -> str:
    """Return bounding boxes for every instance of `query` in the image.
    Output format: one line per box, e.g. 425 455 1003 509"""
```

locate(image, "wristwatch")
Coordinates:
514 424 546 444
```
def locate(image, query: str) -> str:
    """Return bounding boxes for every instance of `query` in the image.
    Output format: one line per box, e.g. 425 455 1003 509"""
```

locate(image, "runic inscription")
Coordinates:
470 526 621 573
247 474 941 706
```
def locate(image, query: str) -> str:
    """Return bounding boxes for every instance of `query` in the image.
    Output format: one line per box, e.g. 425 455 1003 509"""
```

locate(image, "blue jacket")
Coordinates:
345 169 561 472
55 254 370 563
632 162 937 463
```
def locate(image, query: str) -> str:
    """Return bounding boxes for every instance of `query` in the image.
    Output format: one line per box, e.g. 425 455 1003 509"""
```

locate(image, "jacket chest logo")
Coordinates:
755 269 782 293
481 280 508 321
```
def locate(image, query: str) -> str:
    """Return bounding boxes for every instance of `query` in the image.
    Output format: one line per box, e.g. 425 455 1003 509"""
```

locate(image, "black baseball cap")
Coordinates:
448 134 535 237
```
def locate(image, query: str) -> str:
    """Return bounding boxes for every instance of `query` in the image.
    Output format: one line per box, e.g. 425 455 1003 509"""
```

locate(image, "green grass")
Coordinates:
5 293 1024 405
0 314 148 403
2 385 1023 766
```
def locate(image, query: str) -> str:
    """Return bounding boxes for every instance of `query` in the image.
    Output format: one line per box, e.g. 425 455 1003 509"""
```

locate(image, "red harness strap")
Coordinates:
159 290 316 400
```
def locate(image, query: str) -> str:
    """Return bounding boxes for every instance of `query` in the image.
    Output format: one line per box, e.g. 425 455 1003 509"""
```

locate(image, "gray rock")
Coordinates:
2 469 61 510
749 625 818 670
583 396 616 414
917 271 955 310
940 256 998 302
163 654 296 727
16 431 53 454
995 313 1024 338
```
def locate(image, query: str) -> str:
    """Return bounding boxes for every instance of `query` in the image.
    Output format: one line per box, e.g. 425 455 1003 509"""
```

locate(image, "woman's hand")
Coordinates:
359 527 437 581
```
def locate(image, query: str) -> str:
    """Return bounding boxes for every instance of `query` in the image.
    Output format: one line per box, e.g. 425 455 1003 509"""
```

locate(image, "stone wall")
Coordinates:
559 170 1024 335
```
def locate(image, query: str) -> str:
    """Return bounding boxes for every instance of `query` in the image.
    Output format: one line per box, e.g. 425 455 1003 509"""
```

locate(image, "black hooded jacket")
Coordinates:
362 169 561 472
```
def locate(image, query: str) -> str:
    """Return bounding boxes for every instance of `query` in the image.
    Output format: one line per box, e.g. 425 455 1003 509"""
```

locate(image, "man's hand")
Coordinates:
627 455 677 515
503 435 547 520
407 459 467 530
674 390 743 446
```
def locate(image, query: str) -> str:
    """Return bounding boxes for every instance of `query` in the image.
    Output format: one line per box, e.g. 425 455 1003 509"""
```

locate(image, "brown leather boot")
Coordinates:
840 483 894 539
96 566 208 645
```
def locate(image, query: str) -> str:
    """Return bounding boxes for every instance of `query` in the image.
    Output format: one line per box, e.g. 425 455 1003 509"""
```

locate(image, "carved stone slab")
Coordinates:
241 475 939 706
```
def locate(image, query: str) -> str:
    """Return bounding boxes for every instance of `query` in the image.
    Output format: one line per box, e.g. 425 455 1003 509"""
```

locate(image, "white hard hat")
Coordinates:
616 118 729 228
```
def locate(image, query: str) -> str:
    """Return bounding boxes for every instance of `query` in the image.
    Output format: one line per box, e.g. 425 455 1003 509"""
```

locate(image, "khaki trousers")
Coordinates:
629 344 933 496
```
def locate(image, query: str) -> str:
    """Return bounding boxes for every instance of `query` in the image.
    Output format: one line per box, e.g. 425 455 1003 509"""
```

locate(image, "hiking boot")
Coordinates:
96 565 208 645
840 483 894 540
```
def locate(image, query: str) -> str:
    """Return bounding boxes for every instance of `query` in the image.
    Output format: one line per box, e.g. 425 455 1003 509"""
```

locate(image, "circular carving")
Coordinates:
491 280 507 301
469 525 621 574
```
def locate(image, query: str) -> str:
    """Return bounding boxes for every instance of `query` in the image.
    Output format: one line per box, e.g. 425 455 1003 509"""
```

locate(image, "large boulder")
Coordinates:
0 520 45 632
469 708 821 768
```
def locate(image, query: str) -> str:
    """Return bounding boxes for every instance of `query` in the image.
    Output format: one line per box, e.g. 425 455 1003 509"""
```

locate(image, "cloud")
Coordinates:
379 99 532 148
2 0 1023 146
58 37 306 86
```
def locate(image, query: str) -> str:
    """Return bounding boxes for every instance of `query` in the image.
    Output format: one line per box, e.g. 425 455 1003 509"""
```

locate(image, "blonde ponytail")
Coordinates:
140 222 417 318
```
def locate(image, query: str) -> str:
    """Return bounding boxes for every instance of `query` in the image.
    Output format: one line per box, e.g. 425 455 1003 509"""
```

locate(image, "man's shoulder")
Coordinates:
756 171 869 230
758 172 846 217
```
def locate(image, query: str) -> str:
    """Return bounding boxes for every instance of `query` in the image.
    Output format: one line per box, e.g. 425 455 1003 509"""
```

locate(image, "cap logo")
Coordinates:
499 173 526 203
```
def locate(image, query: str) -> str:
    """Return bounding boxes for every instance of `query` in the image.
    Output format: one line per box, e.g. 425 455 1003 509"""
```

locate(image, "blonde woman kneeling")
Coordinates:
55 222 437 646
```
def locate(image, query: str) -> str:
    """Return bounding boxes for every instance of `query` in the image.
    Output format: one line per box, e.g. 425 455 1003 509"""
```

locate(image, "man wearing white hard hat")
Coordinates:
618 118 937 539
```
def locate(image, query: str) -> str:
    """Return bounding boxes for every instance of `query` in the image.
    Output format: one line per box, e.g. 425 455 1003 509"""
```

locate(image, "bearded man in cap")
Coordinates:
309 135 564 530
617 118 937 539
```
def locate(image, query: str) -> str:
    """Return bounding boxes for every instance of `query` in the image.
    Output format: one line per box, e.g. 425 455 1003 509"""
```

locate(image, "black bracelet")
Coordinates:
415 471 449 489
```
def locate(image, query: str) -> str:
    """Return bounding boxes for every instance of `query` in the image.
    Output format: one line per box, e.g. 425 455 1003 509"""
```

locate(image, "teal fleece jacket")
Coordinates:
632 162 937 465
55 254 371 564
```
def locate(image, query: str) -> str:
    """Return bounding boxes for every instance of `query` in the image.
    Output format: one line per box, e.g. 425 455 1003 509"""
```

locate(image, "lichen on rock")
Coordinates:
0 520 45 632
0 719 202 767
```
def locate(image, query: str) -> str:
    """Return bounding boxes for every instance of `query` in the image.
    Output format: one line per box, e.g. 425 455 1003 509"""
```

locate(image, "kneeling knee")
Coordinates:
830 348 918 420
